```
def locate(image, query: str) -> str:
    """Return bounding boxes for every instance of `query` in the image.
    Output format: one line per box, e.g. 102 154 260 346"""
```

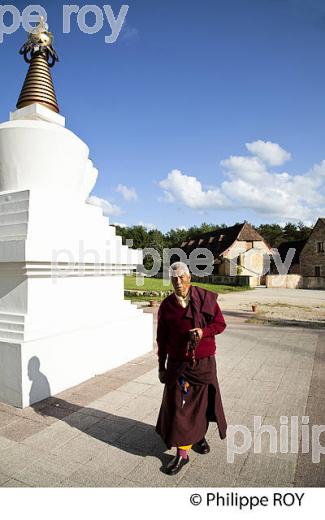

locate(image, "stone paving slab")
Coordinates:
0 444 44 477
238 453 297 486
52 433 110 464
0 323 324 487
24 450 85 479
90 444 144 477
294 332 325 486
0 471 10 485
21 421 81 452
12 462 67 487
0 417 48 442
0 436 17 451
2 478 30 487
0 411 22 430
62 464 124 487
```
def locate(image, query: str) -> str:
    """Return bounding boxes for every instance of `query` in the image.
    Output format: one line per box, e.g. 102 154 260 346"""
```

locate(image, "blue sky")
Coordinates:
1 0 325 231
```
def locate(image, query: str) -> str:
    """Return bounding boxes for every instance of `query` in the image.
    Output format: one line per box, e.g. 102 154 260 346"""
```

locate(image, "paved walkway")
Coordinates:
219 287 325 309
0 319 324 487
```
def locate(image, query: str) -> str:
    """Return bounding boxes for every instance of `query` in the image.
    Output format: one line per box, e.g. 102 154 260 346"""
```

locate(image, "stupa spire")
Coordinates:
16 16 60 113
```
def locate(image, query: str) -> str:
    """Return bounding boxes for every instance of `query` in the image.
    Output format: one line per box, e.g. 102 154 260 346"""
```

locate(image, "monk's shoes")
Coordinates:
164 455 189 475
192 437 210 454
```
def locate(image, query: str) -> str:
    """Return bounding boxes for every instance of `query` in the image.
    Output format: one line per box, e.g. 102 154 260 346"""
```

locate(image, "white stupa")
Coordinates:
0 18 153 408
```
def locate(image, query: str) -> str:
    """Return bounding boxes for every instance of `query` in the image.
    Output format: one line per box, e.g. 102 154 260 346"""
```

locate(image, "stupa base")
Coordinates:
0 310 153 408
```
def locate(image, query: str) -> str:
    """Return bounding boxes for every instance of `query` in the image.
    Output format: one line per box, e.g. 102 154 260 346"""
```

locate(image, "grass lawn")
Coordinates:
124 275 252 301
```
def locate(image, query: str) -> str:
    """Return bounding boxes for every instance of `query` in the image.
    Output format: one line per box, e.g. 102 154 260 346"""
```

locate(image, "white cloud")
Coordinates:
116 184 138 201
87 195 122 216
245 140 291 166
158 141 325 223
159 169 229 210
112 222 127 228
138 221 156 230
220 156 266 183
220 154 325 221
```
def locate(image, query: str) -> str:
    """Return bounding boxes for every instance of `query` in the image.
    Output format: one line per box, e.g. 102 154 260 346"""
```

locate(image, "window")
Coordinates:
317 242 324 253
315 266 321 277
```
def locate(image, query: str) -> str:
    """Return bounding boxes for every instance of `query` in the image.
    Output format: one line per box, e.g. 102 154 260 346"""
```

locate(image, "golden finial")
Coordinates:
19 16 59 67
16 16 60 113
33 15 48 33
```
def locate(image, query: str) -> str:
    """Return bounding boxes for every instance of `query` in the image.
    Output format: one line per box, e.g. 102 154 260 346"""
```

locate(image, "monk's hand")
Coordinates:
189 328 203 342
158 370 167 384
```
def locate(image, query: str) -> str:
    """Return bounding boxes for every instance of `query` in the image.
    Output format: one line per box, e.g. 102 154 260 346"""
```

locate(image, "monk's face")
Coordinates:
171 272 191 297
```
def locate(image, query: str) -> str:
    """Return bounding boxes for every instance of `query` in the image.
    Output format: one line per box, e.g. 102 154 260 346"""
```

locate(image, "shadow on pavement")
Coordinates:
31 396 171 469
27 355 172 472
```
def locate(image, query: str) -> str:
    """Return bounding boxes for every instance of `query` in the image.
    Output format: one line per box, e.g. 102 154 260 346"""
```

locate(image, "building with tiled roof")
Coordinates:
181 222 272 281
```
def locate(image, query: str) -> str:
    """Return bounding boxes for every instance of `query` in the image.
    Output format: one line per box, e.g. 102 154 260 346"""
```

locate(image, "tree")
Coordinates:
145 229 166 271
114 226 167 270
256 224 284 247
165 228 189 248
297 221 313 240
255 222 314 247
115 225 149 249
282 222 301 242
114 220 315 270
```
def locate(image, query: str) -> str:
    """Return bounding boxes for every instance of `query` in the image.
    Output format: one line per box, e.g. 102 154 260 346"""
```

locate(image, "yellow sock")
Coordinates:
178 444 192 450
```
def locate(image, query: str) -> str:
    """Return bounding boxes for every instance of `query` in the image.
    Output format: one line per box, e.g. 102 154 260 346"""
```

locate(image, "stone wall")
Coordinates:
266 274 303 289
303 277 325 289
300 220 325 277
266 274 325 289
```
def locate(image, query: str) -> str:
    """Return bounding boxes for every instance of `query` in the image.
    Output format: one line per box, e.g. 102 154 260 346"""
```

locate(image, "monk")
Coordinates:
155 261 227 475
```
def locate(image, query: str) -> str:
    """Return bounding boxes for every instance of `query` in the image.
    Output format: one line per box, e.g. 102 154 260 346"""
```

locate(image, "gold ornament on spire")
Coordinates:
16 16 60 113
